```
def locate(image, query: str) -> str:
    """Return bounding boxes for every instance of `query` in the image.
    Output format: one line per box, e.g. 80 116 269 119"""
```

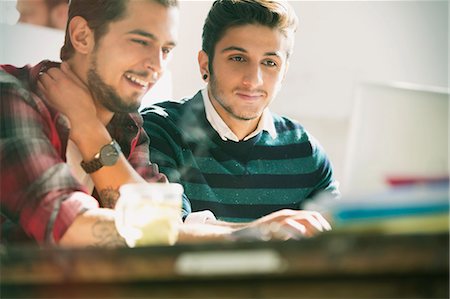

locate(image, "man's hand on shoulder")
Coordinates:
37 62 96 126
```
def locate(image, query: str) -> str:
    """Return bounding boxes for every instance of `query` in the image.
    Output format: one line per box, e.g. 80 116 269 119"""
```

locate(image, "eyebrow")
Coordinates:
221 46 281 58
127 29 177 47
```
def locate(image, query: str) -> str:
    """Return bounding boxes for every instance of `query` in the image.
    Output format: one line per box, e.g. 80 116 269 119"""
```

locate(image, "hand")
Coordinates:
238 209 332 241
37 62 96 124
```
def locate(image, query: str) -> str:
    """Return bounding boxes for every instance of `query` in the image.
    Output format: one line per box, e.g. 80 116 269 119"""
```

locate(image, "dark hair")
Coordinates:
60 0 178 61
202 0 298 69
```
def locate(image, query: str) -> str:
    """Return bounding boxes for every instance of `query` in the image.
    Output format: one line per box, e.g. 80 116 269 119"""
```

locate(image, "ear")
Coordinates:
198 50 210 81
50 3 69 30
68 16 94 55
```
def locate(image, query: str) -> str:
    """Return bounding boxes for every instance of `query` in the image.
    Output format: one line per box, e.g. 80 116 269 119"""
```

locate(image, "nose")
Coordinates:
144 47 164 78
242 63 263 88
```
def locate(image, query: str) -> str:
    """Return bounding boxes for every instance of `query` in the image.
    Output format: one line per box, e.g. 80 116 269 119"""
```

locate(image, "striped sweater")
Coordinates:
142 91 339 222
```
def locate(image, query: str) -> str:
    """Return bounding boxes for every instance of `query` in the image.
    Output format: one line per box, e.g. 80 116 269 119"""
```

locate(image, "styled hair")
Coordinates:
60 0 178 61
202 0 298 66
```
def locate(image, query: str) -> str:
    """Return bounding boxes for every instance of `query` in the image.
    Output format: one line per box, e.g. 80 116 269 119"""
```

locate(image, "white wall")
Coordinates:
171 1 448 110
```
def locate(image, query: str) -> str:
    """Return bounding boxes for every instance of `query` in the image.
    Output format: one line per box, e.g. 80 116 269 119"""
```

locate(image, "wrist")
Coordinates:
69 118 108 146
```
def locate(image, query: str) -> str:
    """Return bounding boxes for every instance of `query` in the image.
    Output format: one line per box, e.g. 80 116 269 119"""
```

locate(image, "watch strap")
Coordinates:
80 140 121 174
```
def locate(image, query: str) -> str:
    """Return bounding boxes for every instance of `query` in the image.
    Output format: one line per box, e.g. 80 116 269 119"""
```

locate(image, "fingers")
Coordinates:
38 64 80 90
44 66 65 81
37 67 64 96
37 71 56 98
36 79 47 98
255 209 332 241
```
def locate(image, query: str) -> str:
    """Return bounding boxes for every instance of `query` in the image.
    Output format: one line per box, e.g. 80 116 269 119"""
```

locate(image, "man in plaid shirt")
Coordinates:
0 0 179 247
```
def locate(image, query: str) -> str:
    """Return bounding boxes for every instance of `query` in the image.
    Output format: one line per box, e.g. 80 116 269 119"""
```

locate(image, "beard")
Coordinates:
209 73 262 121
87 58 141 114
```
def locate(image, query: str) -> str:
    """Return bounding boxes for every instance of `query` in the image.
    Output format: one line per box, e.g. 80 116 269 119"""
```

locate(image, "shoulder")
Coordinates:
272 113 305 131
271 113 311 142
271 113 328 155
141 91 204 126
1 61 57 112
142 100 186 119
1 65 41 114
1 65 30 95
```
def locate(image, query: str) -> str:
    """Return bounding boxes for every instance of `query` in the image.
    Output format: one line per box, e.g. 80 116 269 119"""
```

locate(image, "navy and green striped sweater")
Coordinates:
142 91 339 222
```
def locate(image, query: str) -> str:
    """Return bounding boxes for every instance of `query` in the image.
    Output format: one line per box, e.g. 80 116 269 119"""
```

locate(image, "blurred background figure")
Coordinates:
16 0 68 30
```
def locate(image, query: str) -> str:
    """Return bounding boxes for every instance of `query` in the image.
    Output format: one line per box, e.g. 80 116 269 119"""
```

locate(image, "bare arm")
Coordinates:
37 63 146 208
177 209 332 244
59 208 126 248
203 209 332 239
59 208 332 247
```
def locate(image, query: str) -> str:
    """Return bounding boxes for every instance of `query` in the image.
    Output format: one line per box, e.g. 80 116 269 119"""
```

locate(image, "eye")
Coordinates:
263 60 278 67
132 39 148 46
230 56 246 62
162 47 173 55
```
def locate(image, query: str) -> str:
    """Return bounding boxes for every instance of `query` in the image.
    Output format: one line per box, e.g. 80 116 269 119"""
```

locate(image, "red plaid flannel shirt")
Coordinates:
0 61 167 245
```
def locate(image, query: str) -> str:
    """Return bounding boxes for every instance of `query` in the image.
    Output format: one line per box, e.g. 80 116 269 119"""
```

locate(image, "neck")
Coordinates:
95 105 115 126
207 89 260 141
226 117 260 141
66 59 114 126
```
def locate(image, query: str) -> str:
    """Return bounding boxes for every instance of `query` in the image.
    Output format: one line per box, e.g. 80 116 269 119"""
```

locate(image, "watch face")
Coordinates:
100 143 120 166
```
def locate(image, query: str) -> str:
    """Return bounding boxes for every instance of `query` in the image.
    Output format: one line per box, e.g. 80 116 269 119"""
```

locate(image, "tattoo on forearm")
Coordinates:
99 187 120 208
90 219 126 248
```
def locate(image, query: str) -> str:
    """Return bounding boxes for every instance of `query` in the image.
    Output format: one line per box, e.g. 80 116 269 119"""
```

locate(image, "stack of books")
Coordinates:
309 178 449 234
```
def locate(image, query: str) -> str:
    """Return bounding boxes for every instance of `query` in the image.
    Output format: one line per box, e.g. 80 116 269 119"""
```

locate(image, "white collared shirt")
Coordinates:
201 88 277 142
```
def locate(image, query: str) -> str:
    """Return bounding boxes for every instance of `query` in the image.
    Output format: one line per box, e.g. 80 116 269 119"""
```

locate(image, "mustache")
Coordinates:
234 88 267 95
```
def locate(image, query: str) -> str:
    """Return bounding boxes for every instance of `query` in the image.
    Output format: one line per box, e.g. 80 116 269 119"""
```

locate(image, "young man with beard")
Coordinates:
1 0 178 247
142 0 339 234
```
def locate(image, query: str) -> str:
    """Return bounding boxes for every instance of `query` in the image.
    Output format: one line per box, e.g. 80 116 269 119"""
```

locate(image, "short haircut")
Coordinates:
202 0 298 68
60 0 178 61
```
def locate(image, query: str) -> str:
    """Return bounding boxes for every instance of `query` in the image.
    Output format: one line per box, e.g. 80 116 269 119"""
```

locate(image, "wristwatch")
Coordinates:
80 140 122 173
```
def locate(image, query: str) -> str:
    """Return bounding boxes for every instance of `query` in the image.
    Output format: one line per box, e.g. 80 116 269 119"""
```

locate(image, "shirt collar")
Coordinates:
201 88 277 142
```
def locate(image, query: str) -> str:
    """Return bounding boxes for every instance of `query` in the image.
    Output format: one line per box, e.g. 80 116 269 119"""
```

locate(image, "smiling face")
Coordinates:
86 0 178 113
200 24 290 129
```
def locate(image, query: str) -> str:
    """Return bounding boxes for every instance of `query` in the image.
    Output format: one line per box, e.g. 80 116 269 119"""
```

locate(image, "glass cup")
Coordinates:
115 182 184 247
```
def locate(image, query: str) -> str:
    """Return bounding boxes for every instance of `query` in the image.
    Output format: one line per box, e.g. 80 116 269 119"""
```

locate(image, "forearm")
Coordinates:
59 208 126 248
177 223 235 243
70 118 145 208
205 218 250 229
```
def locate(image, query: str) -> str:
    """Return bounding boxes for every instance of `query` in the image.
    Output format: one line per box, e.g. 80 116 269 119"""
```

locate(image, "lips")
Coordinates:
236 91 264 100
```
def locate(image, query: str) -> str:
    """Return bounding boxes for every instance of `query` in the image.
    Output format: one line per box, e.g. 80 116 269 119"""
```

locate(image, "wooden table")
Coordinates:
1 232 448 298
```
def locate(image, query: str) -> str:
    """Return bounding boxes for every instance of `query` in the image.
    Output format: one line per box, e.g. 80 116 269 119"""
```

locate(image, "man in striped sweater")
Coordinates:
142 0 339 237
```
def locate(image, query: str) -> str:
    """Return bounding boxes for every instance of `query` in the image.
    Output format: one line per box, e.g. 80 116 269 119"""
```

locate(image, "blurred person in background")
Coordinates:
16 0 69 30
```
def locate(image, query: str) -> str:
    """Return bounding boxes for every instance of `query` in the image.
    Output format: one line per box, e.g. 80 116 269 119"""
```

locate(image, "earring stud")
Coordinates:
203 74 208 80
